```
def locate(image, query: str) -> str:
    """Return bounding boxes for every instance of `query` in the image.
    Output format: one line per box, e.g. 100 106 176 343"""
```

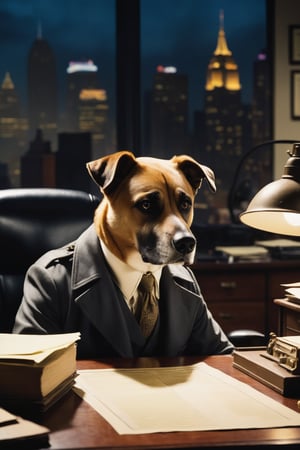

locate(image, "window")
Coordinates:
141 0 270 225
0 0 270 225
0 0 116 192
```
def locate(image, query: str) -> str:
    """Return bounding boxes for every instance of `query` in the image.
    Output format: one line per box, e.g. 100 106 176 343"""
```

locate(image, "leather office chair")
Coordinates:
0 188 100 332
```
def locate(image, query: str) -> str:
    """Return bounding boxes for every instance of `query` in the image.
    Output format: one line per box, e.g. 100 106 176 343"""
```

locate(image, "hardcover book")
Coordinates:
0 332 80 411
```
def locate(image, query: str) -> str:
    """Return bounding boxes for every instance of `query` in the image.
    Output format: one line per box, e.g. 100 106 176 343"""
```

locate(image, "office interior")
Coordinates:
1 0 300 341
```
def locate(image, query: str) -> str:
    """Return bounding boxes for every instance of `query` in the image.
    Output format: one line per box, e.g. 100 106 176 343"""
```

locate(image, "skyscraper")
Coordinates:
65 60 110 157
78 88 110 158
252 49 271 146
21 129 55 187
0 72 28 186
27 26 58 150
0 72 20 139
203 11 245 219
56 132 92 192
149 65 188 158
65 60 99 132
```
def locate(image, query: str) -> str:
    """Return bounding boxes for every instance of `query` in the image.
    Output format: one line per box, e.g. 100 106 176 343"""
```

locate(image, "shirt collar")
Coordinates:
100 240 162 301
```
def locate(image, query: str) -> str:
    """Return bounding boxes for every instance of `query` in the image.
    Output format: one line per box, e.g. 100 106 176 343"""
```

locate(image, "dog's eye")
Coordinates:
181 200 191 211
178 194 192 214
135 198 155 214
135 192 161 216
140 199 151 211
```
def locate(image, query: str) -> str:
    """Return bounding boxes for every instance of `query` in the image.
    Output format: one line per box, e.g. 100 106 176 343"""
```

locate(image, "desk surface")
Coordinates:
32 355 300 450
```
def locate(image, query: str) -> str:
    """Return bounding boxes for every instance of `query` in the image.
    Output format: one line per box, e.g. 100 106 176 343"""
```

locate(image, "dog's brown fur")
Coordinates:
87 151 216 272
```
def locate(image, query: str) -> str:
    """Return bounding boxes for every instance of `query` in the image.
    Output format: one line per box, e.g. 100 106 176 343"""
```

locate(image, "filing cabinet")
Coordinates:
191 260 300 335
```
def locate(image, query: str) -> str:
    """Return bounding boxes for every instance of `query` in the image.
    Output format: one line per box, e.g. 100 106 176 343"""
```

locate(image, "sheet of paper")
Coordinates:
0 332 80 363
281 281 300 288
285 287 300 299
0 408 17 426
74 362 300 434
0 407 49 442
0 416 49 441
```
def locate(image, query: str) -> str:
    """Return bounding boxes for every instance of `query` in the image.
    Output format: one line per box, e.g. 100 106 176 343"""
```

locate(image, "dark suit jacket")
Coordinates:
13 225 233 358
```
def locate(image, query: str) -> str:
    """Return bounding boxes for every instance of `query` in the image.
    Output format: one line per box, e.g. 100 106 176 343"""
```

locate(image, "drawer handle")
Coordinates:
220 281 237 289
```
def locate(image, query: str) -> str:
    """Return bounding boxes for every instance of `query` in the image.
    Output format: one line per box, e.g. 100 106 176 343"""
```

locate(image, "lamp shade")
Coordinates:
239 143 300 236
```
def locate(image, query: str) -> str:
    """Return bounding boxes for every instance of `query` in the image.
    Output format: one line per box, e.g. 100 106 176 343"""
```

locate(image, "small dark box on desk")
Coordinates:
233 349 300 397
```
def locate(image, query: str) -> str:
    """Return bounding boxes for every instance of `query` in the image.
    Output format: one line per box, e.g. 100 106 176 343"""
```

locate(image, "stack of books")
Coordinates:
0 332 80 412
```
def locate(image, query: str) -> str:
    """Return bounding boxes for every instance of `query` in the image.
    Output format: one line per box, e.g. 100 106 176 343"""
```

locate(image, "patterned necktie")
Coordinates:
137 272 159 338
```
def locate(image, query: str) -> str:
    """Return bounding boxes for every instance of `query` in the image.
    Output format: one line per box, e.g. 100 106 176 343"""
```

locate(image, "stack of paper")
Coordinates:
0 332 80 412
256 238 300 248
281 281 300 304
256 239 300 259
215 245 269 262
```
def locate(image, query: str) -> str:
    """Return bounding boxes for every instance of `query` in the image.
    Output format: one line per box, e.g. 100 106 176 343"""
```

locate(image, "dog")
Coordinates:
87 151 216 272
14 150 233 357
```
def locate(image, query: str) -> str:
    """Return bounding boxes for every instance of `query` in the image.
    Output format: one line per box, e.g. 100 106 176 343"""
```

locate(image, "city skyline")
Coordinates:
0 0 266 122
0 0 270 226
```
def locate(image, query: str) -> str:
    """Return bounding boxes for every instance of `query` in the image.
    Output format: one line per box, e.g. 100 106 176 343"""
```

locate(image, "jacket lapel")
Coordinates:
159 266 200 356
70 226 139 357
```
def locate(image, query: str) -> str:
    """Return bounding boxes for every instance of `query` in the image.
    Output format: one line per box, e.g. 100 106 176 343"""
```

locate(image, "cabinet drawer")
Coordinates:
196 273 265 302
208 301 265 334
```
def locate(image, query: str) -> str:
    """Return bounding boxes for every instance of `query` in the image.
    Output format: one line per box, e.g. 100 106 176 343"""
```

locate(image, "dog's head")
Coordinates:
87 151 216 271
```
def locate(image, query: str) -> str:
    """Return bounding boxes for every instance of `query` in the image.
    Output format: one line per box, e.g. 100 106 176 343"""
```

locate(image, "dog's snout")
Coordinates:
173 232 196 255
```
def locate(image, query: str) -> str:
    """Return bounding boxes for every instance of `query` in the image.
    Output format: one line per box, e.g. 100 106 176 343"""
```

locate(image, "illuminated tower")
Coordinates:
0 72 20 139
149 65 188 158
65 60 110 157
78 88 109 158
65 60 99 131
27 26 58 149
203 11 246 214
205 11 241 95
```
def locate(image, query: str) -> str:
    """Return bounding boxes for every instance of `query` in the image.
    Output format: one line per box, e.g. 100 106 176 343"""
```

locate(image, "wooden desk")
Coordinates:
25 355 300 450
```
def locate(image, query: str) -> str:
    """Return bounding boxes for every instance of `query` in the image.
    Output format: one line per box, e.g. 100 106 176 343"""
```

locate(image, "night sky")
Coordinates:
0 0 266 119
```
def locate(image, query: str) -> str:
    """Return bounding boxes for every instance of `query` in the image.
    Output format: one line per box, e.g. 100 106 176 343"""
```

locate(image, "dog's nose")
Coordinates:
173 233 196 255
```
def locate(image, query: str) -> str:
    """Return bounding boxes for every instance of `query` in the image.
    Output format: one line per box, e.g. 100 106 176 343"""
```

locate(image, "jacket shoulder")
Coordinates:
36 243 76 269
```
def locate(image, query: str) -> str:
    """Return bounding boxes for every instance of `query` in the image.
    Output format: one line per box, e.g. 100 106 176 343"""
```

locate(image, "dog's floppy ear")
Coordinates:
86 151 137 194
172 155 216 193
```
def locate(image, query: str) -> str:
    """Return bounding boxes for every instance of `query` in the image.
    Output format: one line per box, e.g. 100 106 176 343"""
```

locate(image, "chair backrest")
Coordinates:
0 188 100 332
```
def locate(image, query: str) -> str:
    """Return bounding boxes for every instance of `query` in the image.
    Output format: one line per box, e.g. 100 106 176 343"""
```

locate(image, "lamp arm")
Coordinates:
228 139 299 223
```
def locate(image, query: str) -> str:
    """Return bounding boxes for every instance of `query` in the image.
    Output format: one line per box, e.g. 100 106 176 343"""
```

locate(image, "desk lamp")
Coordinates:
239 142 300 236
